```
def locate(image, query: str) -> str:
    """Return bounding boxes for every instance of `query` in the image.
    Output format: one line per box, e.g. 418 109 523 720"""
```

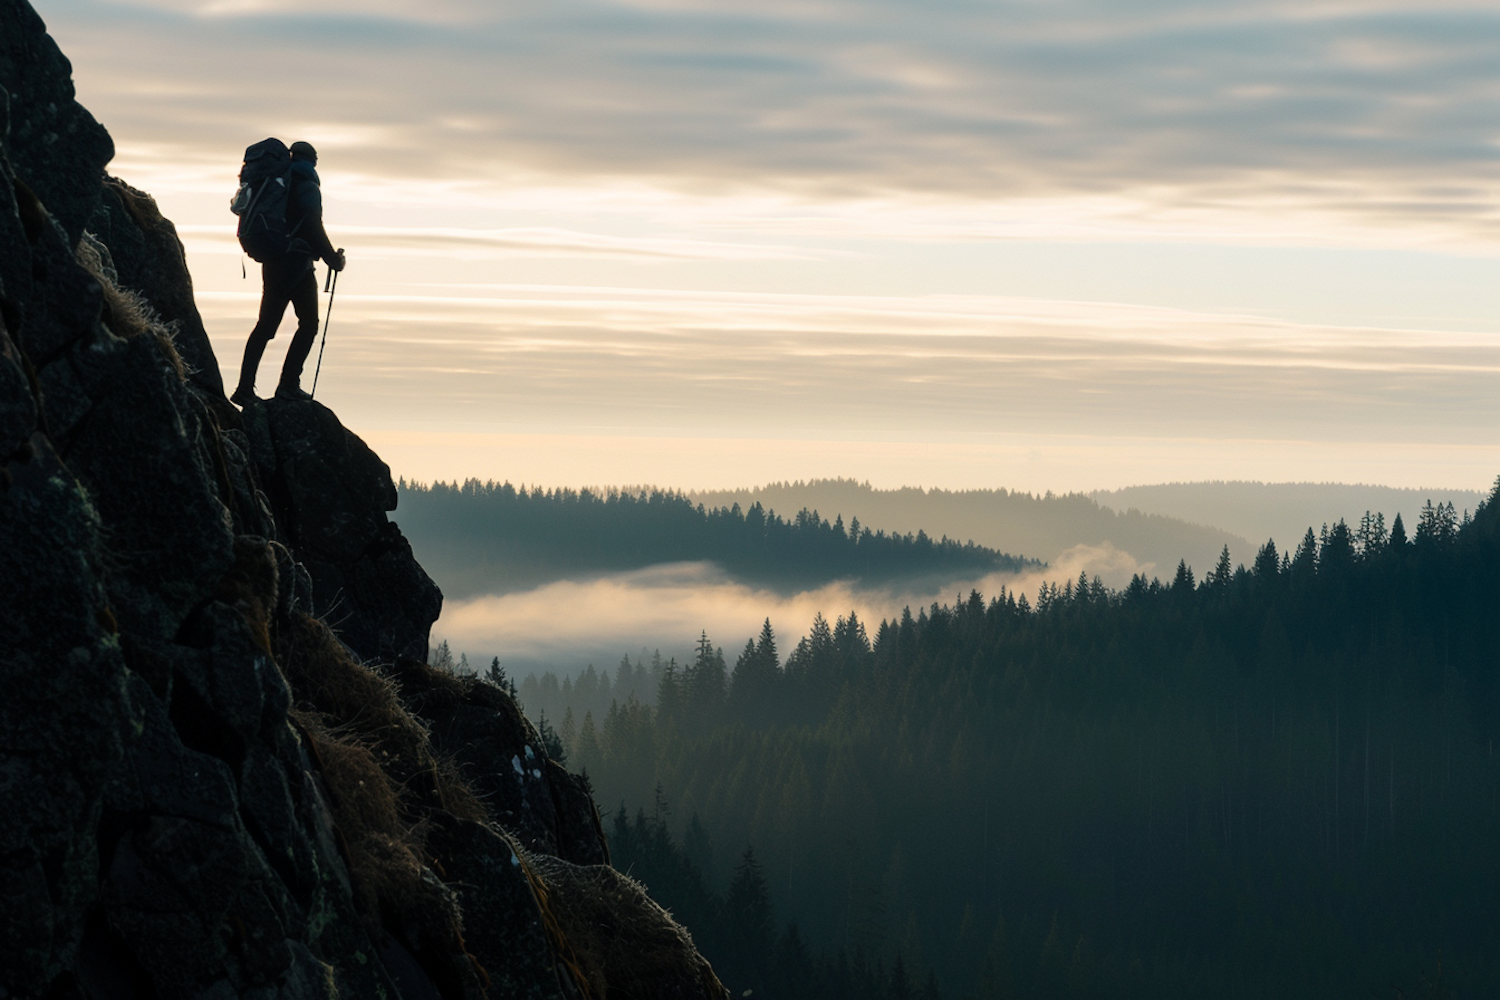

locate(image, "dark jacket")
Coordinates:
287 158 337 263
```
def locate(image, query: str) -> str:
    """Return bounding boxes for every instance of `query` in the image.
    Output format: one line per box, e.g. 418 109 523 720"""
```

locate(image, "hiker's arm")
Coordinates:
295 180 338 262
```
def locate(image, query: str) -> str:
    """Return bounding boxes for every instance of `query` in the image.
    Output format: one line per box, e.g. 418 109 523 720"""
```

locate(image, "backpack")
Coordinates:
230 138 305 262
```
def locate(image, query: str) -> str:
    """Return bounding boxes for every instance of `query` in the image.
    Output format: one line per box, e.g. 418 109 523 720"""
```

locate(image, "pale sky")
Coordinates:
41 0 1500 493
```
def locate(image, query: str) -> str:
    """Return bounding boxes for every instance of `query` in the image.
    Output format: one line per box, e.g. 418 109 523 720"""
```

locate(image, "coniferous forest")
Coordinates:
511 488 1500 1000
397 479 1037 598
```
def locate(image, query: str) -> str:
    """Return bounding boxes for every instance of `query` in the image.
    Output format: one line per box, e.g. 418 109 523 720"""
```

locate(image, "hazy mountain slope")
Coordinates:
1090 480 1489 551
690 479 1248 577
562 489 1500 999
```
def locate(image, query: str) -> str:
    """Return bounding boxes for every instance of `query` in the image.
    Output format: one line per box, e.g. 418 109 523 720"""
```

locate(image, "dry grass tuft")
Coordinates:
432 752 491 826
389 654 495 716
301 716 403 848
292 707 486 997
385 655 519 822
292 709 405 921
277 615 489 826
276 614 493 994
525 852 728 1000
278 613 430 771
75 230 188 382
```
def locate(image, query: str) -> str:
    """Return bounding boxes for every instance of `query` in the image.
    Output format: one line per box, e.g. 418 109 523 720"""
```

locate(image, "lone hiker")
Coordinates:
230 139 345 406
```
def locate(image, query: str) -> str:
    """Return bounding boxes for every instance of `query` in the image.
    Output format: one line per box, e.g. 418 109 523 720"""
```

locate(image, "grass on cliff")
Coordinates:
248 540 720 998
74 229 188 382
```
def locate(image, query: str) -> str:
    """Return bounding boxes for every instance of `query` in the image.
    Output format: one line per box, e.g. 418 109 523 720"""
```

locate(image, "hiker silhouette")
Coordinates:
231 139 345 406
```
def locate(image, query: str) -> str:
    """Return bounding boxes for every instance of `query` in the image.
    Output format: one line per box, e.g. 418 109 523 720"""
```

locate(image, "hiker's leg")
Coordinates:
236 263 294 397
277 263 321 389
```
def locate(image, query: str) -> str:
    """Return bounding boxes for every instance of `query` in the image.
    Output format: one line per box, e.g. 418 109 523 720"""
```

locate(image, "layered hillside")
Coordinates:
0 2 725 997
690 479 1248 578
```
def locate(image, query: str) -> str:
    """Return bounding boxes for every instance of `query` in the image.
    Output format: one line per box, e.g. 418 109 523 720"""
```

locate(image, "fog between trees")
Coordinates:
458 485 1500 999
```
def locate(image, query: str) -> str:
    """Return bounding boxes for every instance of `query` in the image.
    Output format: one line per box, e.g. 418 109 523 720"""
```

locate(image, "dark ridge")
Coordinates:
398 477 1040 599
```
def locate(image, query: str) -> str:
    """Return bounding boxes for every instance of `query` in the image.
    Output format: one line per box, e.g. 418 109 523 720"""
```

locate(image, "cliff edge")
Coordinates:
0 2 726 997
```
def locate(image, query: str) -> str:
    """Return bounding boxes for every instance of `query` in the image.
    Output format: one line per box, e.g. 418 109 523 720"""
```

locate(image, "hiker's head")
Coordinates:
290 141 318 165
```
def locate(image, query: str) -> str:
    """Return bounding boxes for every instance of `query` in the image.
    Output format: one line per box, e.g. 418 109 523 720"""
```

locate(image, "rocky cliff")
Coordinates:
0 2 726 997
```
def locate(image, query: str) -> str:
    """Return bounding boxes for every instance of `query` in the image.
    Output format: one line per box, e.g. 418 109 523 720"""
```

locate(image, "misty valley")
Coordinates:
409 478 1500 1000
11 1 1500 997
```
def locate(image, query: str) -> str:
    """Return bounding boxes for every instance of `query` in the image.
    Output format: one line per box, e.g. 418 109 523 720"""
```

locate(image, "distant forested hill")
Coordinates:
691 478 1248 574
540 484 1500 1000
397 479 1038 598
1091 480 1487 553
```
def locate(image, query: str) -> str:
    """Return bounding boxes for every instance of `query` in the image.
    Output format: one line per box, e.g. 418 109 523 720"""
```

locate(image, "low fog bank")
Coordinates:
431 545 1151 678
1091 481 1491 552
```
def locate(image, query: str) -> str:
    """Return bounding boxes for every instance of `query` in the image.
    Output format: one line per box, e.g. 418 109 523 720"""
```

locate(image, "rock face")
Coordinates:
0 4 727 999
90 175 225 397
243 399 443 664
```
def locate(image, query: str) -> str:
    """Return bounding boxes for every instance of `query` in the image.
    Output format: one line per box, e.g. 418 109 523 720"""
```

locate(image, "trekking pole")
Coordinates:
311 249 344 399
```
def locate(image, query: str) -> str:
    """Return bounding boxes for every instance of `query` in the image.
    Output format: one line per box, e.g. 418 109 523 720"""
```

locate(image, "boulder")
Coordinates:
389 657 610 867
244 397 442 663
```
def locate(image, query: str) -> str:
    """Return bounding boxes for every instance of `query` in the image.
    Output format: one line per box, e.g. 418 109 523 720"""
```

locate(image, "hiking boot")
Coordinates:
230 385 259 407
274 380 312 402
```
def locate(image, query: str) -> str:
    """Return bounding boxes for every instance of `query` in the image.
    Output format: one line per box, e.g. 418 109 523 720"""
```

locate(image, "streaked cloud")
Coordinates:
194 286 1500 490
200 286 1500 434
178 224 842 261
48 0 1500 245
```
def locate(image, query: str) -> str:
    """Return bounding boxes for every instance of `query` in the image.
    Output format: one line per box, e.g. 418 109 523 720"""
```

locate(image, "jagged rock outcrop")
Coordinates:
0 0 112 245
0 3 727 998
89 175 225 397
243 400 443 664
386 658 610 867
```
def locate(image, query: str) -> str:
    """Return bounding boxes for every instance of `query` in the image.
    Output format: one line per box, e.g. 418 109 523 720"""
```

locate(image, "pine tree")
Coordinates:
683 812 714 882
756 616 780 669
1389 511 1409 548
889 953 913 1000
684 631 727 722
1208 545 1233 593
770 923 817 1000
1248 539 1284 578
1416 499 1440 547
485 655 507 690
1035 914 1067 998
574 711 601 774
724 847 775 991
1356 510 1388 558
833 611 871 663
1291 527 1319 580
657 658 682 729
537 710 567 764
1321 519 1355 576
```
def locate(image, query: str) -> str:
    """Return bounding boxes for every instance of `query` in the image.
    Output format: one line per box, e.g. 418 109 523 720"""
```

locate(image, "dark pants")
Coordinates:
237 254 318 393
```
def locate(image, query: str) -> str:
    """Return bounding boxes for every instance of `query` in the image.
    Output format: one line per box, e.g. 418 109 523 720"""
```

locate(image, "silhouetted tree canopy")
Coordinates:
543 478 1500 999
397 479 1038 597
